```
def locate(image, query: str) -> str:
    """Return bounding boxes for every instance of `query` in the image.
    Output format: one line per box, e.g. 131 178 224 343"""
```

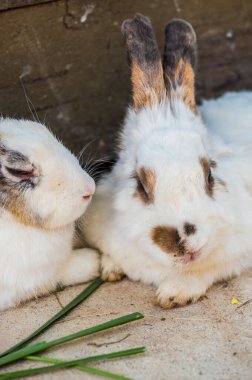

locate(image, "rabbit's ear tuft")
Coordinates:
122 14 165 111
163 19 197 113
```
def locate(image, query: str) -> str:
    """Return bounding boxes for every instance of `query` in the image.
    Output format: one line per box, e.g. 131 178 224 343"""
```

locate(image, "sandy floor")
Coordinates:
0 270 252 380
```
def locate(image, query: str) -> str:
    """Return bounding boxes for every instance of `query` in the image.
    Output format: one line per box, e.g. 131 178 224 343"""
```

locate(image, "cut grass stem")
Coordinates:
26 354 135 380
0 278 146 380
0 347 145 379
0 278 104 358
0 313 144 367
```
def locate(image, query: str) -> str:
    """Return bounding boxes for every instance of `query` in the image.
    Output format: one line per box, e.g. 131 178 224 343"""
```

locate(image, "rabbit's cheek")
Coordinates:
3 193 43 228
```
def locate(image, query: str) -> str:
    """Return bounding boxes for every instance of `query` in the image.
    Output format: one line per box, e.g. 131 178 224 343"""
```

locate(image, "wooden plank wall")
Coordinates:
0 0 252 159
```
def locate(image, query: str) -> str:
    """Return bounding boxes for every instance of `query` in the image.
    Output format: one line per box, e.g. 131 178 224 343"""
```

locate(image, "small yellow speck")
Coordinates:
231 298 239 305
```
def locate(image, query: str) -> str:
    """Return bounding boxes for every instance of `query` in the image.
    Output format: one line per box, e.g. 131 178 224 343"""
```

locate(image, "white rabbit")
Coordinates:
0 118 99 310
80 14 252 308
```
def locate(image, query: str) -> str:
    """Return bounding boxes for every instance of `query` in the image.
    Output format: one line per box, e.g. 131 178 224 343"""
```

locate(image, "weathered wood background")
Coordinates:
0 0 252 159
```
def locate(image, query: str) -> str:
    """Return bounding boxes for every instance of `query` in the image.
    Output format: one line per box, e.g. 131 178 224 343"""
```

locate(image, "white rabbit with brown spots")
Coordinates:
0 118 99 310
80 14 252 308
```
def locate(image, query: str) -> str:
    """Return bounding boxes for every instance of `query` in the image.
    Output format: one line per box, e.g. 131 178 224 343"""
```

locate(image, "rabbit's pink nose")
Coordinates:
82 190 94 201
82 176 95 201
83 193 92 201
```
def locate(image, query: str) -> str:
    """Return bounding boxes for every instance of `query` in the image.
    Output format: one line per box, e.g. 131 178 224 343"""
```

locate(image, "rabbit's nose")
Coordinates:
82 192 93 201
82 176 95 202
82 186 95 202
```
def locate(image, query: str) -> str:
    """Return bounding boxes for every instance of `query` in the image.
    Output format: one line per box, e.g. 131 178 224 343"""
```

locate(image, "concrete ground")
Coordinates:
0 271 251 380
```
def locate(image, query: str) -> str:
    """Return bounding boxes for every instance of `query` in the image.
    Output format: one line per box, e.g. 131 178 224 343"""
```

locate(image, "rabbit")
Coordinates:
79 13 252 309
0 118 99 310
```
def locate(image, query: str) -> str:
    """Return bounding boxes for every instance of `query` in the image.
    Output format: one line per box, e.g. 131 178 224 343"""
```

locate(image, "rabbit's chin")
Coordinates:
43 203 91 230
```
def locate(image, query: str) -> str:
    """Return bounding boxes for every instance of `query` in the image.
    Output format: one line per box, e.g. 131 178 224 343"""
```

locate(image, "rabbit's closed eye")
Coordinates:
200 157 216 197
5 166 35 180
0 144 39 190
132 167 156 204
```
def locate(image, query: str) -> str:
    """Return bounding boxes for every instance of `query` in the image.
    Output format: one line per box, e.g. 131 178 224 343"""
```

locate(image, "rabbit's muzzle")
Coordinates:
151 223 200 262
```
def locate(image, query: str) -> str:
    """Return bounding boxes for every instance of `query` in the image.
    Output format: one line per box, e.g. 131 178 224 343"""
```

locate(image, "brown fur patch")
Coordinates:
0 142 44 228
200 158 227 194
4 193 44 228
175 58 196 113
131 62 164 111
133 167 156 204
0 143 43 228
200 157 215 197
163 19 197 113
183 222 196 236
122 14 165 111
151 225 185 256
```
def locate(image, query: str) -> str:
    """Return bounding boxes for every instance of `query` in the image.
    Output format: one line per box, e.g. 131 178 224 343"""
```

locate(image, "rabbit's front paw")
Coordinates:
60 248 100 286
155 276 207 309
101 254 125 282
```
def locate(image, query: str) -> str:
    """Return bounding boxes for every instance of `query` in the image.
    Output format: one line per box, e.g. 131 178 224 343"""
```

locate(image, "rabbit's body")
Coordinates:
83 93 252 305
0 215 73 309
0 118 99 310
81 15 252 308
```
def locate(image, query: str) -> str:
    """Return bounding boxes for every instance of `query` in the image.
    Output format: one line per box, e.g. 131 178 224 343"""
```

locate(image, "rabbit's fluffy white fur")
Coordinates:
0 118 99 310
80 15 252 308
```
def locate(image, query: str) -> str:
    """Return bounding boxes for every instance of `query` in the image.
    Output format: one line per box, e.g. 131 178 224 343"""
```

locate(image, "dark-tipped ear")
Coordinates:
122 14 165 111
163 19 197 113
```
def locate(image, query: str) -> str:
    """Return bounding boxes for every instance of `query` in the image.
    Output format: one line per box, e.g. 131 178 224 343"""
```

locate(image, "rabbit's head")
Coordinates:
115 15 227 267
0 119 95 229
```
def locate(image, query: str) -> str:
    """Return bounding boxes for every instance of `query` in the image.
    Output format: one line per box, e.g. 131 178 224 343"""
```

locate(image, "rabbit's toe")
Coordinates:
154 294 196 309
102 271 125 282
155 277 207 309
101 254 125 282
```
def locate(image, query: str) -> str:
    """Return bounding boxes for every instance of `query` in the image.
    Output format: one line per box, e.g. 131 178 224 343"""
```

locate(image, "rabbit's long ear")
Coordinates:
122 14 165 111
163 19 197 113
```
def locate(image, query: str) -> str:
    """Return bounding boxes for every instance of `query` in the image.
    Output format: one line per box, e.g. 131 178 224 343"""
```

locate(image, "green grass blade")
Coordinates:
0 347 145 379
0 313 144 367
0 278 104 358
27 355 133 380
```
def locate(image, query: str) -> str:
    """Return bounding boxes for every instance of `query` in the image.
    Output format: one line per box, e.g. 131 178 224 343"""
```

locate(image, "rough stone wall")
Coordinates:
0 0 252 160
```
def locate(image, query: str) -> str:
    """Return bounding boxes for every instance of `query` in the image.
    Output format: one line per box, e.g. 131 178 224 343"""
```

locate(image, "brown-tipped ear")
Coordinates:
122 14 165 111
163 19 197 113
